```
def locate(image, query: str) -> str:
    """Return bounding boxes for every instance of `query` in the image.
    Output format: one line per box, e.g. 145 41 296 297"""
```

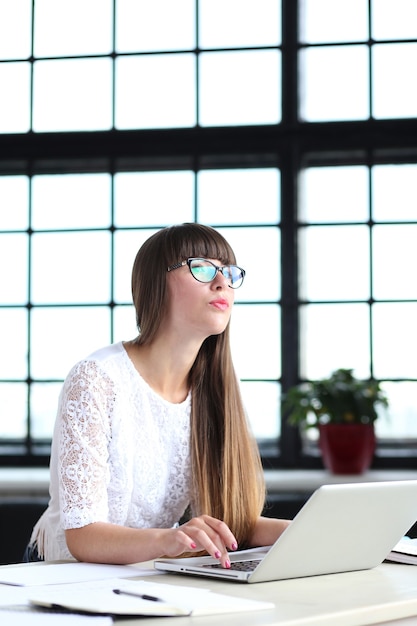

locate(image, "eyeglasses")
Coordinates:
167 257 246 289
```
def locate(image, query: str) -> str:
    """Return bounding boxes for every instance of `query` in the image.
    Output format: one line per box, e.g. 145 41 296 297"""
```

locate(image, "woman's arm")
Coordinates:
65 514 238 567
249 516 291 548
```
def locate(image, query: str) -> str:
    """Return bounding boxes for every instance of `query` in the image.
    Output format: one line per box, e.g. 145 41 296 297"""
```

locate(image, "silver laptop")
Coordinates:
155 480 417 583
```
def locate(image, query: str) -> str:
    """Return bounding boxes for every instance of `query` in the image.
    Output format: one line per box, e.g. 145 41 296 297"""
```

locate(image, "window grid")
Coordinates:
1 0 417 467
0 3 283 134
0 170 281 461
298 1 417 123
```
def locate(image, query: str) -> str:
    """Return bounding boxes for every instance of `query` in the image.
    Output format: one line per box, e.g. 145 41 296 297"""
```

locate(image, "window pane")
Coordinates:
376 382 417 439
231 304 281 379
0 61 30 133
300 0 368 43
116 0 195 52
113 229 158 304
31 382 62 440
0 176 29 229
373 225 417 300
32 174 111 230
373 304 417 379
113 304 137 343
300 303 370 379
116 54 196 130
372 165 417 222
33 58 112 132
372 0 417 40
0 309 27 378
31 307 111 379
300 45 369 121
373 44 417 119
114 171 194 227
198 168 280 224
0 234 28 305
31 232 111 304
218 226 280 303
34 0 113 57
199 50 281 126
241 381 280 440
0 383 27 439
299 226 370 301
199 0 281 48
0 0 32 60
300 167 369 222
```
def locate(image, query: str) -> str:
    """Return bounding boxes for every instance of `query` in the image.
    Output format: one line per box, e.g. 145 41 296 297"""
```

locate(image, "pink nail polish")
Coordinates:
190 542 197 549
214 550 221 559
225 560 231 569
231 542 238 551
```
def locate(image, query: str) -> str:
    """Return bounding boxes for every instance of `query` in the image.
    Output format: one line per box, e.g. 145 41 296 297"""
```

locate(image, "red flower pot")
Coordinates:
318 423 376 474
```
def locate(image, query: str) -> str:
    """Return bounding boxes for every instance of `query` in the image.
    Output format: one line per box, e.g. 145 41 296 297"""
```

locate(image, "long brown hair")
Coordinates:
131 223 265 547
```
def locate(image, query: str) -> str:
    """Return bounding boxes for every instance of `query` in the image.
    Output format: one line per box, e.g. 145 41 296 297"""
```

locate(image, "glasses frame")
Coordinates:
167 257 246 289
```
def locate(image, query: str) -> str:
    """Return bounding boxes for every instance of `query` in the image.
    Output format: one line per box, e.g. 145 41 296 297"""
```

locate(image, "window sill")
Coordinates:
0 468 50 498
264 469 417 493
1 467 417 498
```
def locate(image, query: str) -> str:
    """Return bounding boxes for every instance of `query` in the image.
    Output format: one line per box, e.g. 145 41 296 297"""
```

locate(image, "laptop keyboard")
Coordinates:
202 559 262 572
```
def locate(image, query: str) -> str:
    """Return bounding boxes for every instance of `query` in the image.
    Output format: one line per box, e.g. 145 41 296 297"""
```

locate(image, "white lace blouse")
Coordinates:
30 342 193 561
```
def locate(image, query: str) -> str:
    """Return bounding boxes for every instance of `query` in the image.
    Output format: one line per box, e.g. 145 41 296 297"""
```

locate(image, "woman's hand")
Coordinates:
65 517 238 567
162 515 238 569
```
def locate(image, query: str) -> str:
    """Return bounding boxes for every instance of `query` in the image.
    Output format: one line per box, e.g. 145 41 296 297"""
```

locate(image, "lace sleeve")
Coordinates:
58 359 115 529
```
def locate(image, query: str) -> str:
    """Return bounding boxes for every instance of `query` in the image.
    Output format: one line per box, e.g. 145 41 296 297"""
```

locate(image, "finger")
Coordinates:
171 527 223 562
174 516 238 568
187 517 237 565
188 526 231 567
173 528 199 552
200 515 238 551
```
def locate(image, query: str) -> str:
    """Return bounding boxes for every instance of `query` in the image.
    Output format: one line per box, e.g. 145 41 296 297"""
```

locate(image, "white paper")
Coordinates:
0 610 112 626
392 538 417 556
29 578 274 617
0 562 158 587
0 583 32 607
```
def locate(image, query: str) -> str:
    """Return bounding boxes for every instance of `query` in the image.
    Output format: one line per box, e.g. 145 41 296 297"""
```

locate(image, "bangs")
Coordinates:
164 223 236 266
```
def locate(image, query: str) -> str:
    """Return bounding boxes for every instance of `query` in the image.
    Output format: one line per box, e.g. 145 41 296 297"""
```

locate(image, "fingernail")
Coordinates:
231 542 238 551
190 542 197 549
214 550 221 559
225 560 231 569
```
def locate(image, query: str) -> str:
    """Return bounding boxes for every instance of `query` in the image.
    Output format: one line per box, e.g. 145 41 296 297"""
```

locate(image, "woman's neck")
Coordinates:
124 337 198 404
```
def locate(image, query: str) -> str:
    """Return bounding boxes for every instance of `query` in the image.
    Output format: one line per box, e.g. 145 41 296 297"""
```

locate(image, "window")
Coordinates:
299 164 417 446
0 0 416 468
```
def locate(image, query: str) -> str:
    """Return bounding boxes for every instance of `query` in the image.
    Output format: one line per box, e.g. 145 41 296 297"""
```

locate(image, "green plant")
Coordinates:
283 368 389 430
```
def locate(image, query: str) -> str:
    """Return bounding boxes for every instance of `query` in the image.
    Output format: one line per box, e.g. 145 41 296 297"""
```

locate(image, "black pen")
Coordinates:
113 588 163 603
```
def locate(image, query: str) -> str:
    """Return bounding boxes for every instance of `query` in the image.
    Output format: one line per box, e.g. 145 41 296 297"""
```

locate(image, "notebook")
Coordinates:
155 480 417 583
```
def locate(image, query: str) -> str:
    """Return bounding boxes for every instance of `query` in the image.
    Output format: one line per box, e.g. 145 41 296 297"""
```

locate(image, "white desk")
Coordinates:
2 561 417 626
116 562 417 626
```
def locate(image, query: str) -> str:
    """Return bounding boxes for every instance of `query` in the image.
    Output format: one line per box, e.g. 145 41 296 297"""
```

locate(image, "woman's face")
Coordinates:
165 258 235 342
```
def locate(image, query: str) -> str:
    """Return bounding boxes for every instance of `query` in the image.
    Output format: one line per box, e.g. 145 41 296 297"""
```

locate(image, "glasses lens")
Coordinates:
225 266 245 288
189 259 217 282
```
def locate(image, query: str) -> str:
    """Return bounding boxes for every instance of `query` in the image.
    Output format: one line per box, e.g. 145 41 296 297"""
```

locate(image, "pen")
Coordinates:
113 589 163 603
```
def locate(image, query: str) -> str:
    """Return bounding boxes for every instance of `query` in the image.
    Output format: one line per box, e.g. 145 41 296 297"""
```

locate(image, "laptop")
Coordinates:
155 480 417 583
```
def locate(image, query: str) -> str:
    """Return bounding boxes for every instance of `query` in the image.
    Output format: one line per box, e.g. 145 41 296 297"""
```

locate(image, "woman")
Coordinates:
27 223 289 567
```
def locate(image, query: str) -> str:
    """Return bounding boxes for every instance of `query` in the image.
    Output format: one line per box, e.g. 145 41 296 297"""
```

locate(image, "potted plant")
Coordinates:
283 369 389 474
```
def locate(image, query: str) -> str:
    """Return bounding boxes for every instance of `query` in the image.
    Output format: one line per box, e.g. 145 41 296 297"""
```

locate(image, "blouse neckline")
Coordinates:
119 341 191 408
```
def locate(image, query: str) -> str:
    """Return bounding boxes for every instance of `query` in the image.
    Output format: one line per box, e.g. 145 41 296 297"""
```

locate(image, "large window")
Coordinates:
0 0 416 467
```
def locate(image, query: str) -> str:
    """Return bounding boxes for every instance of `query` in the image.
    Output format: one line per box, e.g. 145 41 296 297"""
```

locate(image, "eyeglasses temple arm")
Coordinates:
167 261 186 272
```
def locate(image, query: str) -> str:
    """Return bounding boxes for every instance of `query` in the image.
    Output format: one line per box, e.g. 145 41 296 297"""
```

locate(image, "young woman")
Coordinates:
27 223 289 567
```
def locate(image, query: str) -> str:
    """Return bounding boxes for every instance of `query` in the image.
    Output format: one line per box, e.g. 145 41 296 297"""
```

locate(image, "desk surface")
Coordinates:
2 561 417 626
118 561 417 626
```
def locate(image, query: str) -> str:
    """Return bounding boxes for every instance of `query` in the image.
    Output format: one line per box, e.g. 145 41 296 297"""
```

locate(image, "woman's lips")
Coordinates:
210 298 229 311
